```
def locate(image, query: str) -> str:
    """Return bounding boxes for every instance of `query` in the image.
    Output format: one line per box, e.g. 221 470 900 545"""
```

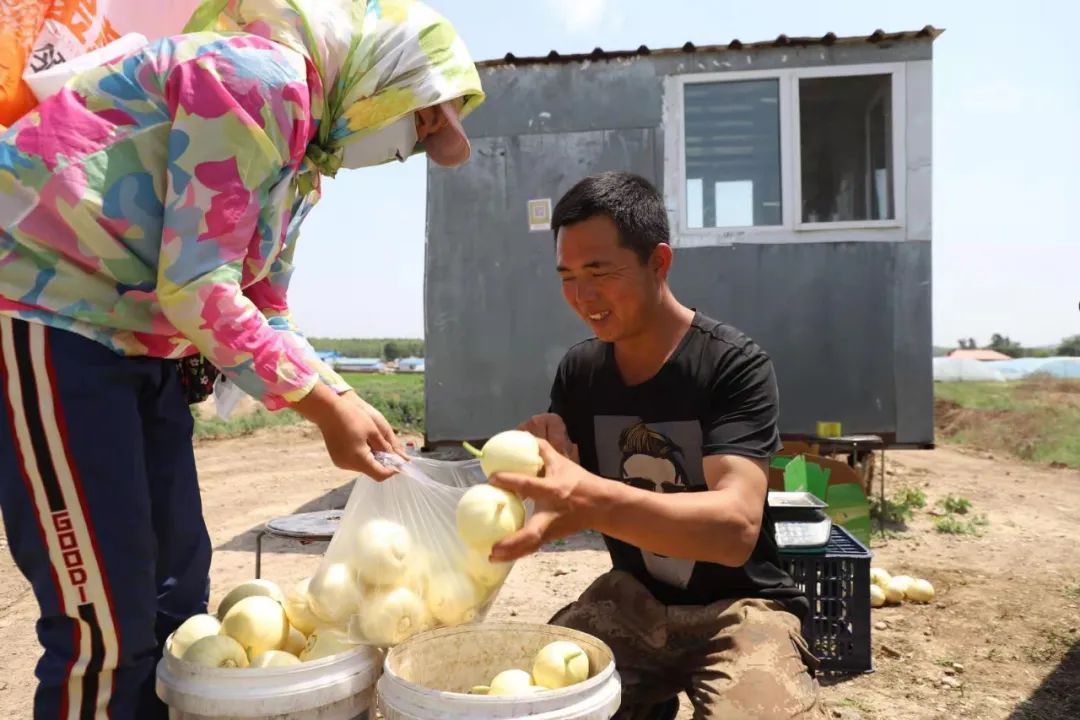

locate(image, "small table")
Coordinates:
804 434 887 532
254 509 342 579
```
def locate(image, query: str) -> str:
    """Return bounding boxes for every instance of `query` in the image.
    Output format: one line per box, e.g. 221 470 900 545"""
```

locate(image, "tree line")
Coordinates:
309 338 424 360
953 334 1080 358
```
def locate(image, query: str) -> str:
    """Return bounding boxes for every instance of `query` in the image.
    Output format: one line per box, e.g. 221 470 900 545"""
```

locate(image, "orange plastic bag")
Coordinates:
0 0 202 128
0 0 50 127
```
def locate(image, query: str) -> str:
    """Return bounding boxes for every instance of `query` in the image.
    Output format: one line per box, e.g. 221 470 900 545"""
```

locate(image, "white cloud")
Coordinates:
546 0 610 33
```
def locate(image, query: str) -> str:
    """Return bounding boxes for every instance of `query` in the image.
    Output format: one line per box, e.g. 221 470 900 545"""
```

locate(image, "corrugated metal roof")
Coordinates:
477 26 943 68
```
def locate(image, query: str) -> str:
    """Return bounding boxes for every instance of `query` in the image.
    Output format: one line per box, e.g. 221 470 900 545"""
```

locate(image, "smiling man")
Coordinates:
491 172 826 719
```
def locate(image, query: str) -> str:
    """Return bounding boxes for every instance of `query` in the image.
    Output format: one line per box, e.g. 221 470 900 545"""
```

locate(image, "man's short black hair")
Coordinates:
551 171 670 263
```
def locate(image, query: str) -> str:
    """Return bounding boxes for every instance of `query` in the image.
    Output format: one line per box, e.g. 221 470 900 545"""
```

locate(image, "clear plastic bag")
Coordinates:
212 373 250 420
304 452 526 649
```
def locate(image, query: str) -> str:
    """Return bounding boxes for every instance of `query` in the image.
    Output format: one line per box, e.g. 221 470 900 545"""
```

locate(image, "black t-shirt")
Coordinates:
549 311 808 618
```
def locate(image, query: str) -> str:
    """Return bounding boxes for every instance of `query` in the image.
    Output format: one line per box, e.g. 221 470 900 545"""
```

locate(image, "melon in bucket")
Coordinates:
376 622 622 720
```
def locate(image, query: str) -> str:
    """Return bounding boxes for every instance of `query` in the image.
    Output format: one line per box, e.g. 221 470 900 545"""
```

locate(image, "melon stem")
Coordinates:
462 441 483 458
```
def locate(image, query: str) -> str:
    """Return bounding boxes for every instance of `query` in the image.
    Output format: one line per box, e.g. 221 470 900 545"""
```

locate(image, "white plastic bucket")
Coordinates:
156 645 383 719
376 622 621 719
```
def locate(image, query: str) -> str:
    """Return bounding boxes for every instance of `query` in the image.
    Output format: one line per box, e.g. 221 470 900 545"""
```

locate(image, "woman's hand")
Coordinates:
290 383 405 480
343 391 408 459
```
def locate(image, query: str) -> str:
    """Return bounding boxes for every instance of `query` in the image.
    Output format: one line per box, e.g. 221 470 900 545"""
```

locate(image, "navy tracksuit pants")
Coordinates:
0 317 212 719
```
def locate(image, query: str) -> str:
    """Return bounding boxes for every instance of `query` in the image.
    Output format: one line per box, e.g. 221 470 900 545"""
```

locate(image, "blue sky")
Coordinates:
288 0 1078 348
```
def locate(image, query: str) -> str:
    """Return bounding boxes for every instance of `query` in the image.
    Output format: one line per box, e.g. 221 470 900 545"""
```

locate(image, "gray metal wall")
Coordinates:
425 39 935 447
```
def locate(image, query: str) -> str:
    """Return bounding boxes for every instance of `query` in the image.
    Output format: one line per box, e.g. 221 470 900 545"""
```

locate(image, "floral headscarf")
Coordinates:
183 0 485 185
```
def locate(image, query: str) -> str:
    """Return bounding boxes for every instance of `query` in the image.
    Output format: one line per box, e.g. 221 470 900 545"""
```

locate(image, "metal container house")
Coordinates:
424 27 941 449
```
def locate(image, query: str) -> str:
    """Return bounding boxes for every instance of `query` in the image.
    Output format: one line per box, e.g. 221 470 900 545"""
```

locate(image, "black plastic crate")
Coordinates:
780 524 873 674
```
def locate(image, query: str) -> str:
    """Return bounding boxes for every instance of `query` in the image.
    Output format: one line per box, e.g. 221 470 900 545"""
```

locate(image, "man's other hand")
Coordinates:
518 413 578 461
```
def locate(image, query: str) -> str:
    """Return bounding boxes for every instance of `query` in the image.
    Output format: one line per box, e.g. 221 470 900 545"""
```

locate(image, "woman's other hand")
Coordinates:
290 384 404 480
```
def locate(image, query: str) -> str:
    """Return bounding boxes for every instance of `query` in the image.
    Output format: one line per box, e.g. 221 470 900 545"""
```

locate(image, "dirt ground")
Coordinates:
0 425 1077 719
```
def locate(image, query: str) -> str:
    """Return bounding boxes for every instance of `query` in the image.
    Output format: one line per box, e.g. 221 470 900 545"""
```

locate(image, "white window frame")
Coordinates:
792 63 907 232
666 62 907 243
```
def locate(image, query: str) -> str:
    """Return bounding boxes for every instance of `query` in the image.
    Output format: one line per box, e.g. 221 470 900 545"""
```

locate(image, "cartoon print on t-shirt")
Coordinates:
616 421 698 589
619 421 690 494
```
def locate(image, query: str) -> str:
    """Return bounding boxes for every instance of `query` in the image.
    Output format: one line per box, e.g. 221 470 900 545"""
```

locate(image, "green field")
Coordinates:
935 377 1080 469
193 406 303 441
192 372 424 441
340 372 424 431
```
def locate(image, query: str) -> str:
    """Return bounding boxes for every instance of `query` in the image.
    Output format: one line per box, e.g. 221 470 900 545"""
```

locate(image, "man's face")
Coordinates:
555 215 662 343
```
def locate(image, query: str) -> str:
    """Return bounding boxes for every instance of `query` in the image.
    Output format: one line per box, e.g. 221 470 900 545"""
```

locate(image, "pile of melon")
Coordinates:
469 640 592 696
166 578 359 669
869 567 935 608
300 513 514 649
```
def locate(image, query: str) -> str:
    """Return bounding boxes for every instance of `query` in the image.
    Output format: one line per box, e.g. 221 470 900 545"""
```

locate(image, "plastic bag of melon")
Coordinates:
305 438 539 648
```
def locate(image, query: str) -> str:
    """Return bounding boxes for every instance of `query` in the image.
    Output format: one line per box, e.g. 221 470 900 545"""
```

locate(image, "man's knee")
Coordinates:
695 665 823 719
688 601 825 719
548 572 685 719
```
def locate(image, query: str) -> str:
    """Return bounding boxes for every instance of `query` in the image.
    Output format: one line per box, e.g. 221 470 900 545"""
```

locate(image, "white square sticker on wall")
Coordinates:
527 198 552 232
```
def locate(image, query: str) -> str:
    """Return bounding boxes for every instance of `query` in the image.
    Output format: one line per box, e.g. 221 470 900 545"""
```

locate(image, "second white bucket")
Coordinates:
377 622 621 720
